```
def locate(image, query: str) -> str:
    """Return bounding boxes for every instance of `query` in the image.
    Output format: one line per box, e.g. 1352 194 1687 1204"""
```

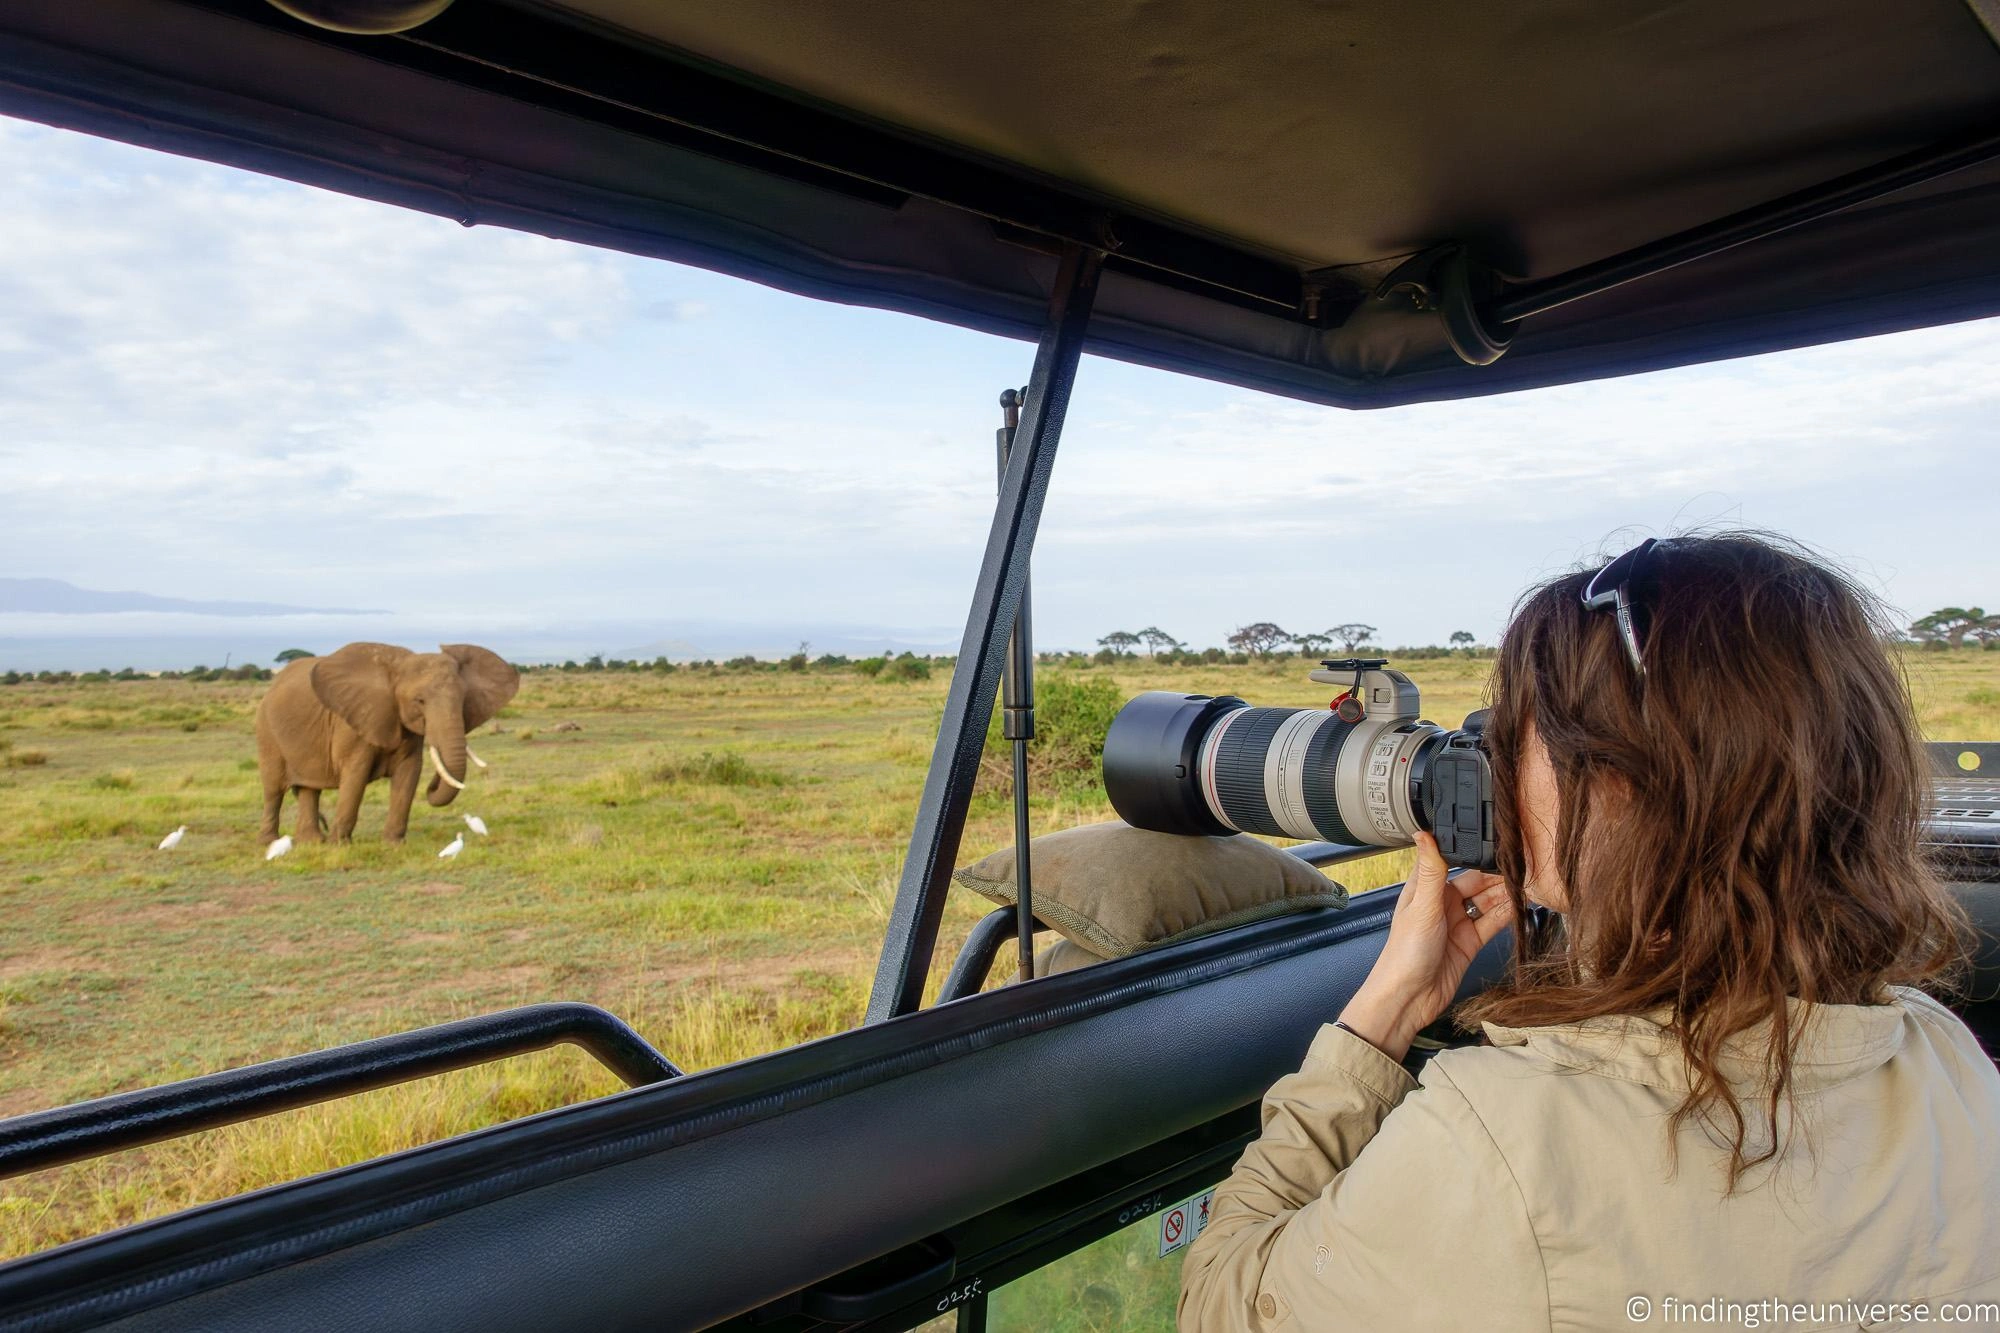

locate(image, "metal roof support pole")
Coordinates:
867 243 1104 1023
995 386 1039 985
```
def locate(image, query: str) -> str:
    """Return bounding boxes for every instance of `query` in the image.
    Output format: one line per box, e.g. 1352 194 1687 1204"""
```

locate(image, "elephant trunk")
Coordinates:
424 708 470 807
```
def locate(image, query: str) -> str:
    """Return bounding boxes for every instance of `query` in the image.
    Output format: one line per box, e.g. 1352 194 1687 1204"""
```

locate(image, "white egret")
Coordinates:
438 833 465 859
157 826 187 851
464 815 489 836
265 835 293 861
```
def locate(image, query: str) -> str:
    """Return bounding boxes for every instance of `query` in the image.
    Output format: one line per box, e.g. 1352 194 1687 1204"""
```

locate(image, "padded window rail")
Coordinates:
0 1002 680 1180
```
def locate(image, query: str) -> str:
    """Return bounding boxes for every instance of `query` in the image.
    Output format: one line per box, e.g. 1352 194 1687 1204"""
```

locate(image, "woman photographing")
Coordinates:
1181 533 2000 1330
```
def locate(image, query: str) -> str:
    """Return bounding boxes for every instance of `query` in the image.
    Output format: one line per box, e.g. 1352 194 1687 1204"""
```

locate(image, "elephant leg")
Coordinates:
331 761 372 843
260 763 287 842
382 750 422 843
293 787 324 842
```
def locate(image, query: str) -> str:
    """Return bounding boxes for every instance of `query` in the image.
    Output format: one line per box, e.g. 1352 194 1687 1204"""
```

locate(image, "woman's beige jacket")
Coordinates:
1180 989 2000 1331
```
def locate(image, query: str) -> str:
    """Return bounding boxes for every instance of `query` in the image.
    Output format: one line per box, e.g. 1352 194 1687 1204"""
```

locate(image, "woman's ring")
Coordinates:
1464 900 1483 921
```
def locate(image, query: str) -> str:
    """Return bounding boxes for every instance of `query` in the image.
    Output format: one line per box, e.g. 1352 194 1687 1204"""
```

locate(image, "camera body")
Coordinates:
1102 659 1499 871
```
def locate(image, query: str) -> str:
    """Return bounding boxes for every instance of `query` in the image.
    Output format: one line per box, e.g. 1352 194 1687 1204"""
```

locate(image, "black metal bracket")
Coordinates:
1371 244 1513 365
0 1002 679 1180
867 244 1104 1023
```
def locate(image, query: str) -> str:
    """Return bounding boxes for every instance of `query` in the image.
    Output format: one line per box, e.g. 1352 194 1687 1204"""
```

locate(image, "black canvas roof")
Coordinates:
4 0 1999 406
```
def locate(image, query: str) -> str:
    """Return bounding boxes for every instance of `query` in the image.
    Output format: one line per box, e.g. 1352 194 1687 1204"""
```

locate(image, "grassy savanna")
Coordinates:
0 651 1994 1260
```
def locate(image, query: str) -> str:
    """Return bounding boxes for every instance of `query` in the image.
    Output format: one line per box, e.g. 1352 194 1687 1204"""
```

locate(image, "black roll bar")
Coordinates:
867 244 1105 1022
939 909 1052 1005
0 1002 679 1180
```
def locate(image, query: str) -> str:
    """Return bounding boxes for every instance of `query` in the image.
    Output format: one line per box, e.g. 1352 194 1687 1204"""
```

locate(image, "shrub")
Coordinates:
882 653 931 682
854 657 887 678
3 748 50 769
978 672 1124 793
646 751 784 787
814 654 850 668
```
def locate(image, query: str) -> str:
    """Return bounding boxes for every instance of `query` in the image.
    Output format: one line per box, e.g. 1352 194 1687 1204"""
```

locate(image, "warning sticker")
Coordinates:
1159 1188 1216 1258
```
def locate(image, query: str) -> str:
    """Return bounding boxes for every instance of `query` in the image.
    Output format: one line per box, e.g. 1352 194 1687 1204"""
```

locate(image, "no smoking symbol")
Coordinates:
1164 1210 1185 1243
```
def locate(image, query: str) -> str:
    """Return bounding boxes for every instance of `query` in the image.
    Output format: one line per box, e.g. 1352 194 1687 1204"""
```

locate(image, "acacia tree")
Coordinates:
1292 631 1333 658
1227 622 1292 657
1449 630 1476 649
1134 626 1184 657
1329 622 1378 652
1097 630 1142 657
1911 607 1987 649
273 647 315 663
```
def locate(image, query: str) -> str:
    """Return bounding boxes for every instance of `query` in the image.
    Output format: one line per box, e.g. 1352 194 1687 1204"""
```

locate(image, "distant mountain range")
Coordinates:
0 577 384 617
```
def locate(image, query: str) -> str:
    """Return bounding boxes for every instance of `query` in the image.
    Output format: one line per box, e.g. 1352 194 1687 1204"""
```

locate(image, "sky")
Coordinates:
0 114 1994 667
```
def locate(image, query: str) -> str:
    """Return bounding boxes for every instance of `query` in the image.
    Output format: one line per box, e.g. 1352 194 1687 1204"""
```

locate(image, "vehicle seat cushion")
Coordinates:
954 820 1347 960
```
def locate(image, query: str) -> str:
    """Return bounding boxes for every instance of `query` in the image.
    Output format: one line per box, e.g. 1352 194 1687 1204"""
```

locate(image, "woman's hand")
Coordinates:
1337 833 1515 1062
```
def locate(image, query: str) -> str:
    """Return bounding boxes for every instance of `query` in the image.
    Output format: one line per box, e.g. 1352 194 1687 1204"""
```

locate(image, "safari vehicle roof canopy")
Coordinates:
3 3 2000 1331
4 0 2000 408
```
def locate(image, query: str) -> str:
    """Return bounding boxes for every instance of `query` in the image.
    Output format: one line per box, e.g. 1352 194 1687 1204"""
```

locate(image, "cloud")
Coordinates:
1 115 1993 657
0 118 631 464
1047 318 2000 544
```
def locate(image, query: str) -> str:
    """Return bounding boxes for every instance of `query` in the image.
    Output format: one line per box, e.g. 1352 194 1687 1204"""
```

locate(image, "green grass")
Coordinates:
0 650 1992 1258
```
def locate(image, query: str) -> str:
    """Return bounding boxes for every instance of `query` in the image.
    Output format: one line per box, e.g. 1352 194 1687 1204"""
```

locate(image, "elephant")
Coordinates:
254 642 519 843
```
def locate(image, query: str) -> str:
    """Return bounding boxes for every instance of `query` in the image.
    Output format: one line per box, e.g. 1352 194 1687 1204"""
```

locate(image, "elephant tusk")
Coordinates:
466 746 488 769
428 745 466 790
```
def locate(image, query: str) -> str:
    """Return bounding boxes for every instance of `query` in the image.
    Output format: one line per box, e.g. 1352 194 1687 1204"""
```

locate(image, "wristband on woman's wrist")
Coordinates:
1332 1019 1383 1054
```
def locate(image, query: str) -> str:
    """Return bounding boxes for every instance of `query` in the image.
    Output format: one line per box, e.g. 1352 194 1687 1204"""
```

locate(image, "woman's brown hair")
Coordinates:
1461 531 1966 1188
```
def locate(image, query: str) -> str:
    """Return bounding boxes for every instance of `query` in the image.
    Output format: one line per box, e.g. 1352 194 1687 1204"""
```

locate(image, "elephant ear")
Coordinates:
442 644 520 731
310 643 411 749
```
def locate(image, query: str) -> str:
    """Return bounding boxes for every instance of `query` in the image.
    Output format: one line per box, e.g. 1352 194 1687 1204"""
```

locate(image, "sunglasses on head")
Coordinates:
1581 537 1669 677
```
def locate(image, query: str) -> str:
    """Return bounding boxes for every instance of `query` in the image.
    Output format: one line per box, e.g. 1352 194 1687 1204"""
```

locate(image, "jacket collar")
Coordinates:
1480 995 1909 1094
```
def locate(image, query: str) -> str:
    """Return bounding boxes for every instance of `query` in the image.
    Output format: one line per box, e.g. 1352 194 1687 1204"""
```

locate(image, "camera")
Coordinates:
1102 659 1499 871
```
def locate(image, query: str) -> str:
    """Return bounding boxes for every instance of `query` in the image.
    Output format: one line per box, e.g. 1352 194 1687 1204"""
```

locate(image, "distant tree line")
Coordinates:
11 609 1985 685
510 647 951 682
0 664 274 685
1909 607 2000 649
1084 622 1492 666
